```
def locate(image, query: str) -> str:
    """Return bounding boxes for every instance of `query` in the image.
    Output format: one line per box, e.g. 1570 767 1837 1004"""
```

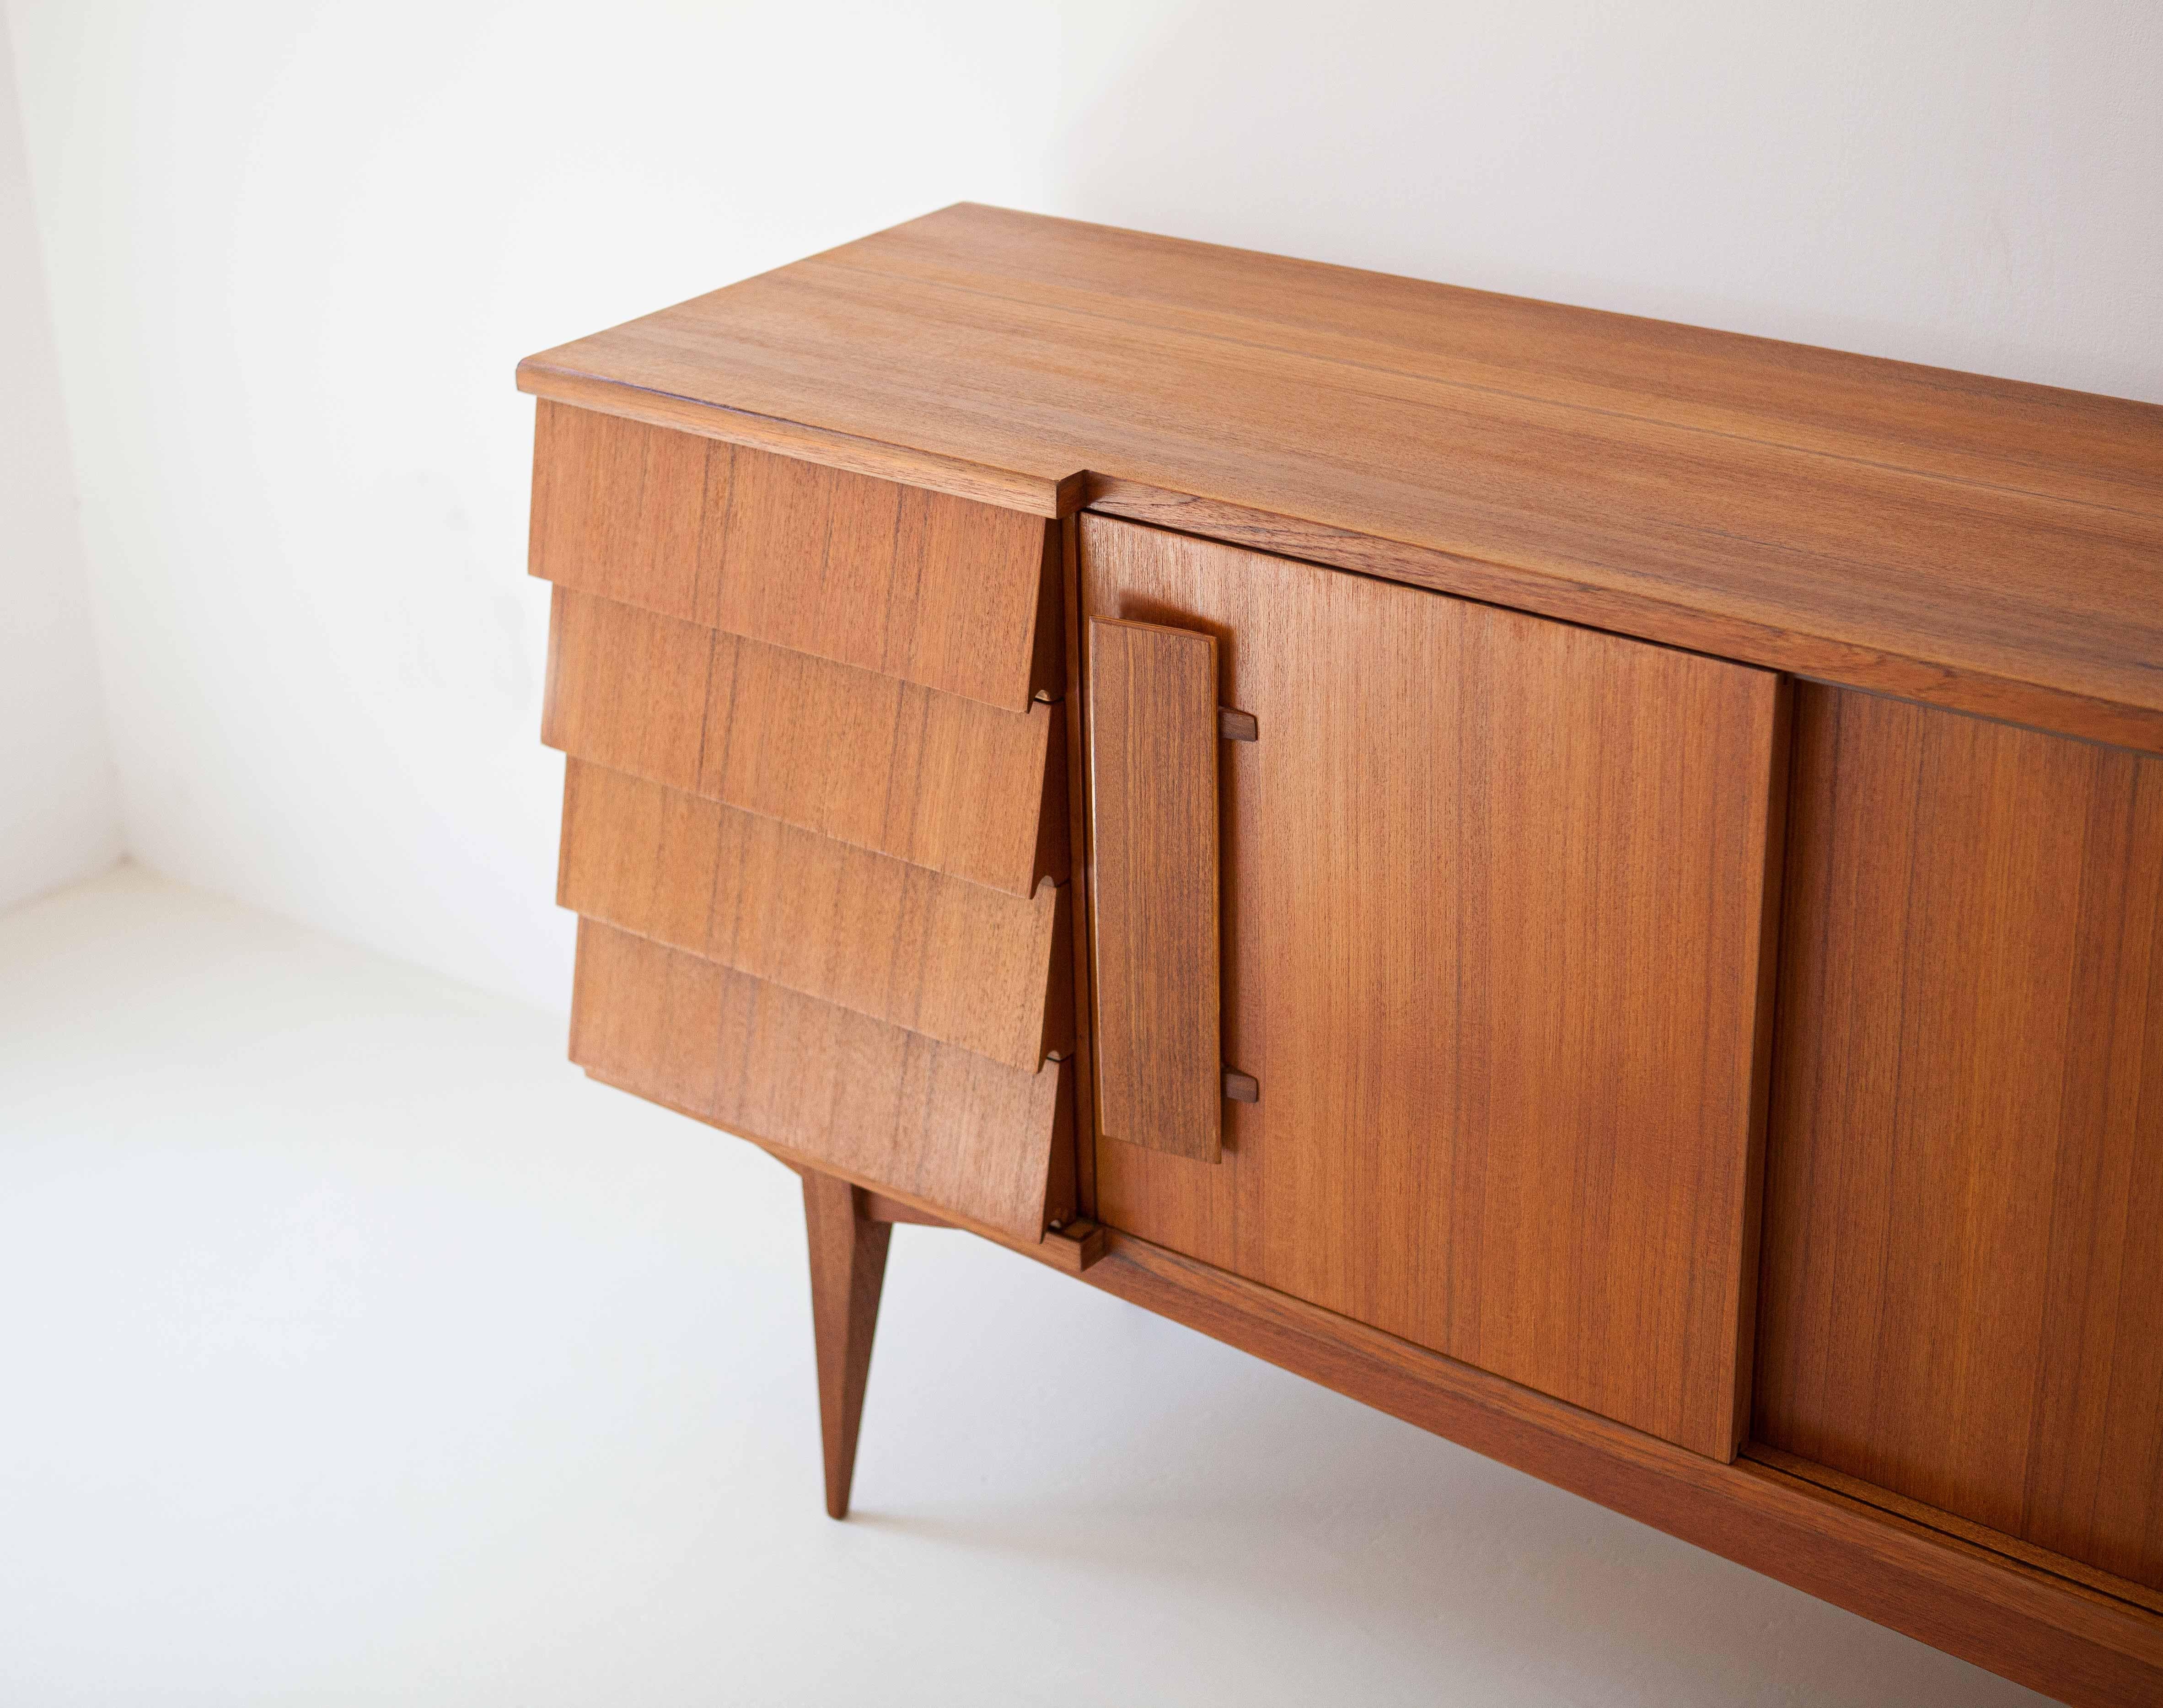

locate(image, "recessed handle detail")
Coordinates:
1086 618 1224 1163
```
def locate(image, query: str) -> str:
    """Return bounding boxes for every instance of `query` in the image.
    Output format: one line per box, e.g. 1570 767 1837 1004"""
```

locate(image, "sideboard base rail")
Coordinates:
1069 1230 2161 1708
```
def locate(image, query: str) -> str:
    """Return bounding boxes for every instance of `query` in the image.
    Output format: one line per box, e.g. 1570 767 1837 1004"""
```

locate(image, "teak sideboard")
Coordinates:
516 205 2163 1705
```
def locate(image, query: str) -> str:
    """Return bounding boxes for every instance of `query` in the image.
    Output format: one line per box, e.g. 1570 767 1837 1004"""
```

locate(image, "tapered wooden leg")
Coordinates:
802 1171 892 1520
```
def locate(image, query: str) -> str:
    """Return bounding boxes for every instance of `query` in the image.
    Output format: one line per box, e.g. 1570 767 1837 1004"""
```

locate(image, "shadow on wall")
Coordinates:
0 4 122 913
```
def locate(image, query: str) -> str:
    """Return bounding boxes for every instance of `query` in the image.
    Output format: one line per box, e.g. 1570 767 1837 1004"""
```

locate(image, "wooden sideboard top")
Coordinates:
517 203 2163 754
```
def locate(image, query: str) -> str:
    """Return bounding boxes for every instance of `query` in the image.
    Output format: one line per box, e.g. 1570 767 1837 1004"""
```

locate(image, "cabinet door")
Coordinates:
1079 517 1787 1459
1755 686 2163 1592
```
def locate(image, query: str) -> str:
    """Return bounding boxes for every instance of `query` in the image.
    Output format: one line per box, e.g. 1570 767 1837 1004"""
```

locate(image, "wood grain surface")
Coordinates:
542 586 1067 897
570 919 1067 1240
519 203 2163 755
558 758 1070 1070
1084 1232 2163 1708
1756 684 2163 1590
801 1171 891 1519
1085 618 1223 1162
1082 517 1787 1459
531 401 1060 710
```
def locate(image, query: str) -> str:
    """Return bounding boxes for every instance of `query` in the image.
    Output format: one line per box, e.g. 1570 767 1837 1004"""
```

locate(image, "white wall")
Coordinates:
5 0 2158 1006
0 8 118 913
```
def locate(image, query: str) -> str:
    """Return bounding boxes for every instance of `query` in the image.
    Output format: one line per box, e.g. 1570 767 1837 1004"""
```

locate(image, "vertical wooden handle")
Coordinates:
1086 618 1223 1163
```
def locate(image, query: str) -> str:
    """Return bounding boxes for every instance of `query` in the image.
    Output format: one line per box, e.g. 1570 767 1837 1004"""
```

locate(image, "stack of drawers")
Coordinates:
528 402 1077 1243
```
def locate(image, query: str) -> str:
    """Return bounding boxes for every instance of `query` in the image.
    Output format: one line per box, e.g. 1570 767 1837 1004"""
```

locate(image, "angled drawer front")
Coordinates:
542 586 1068 897
530 400 1061 710
558 758 1073 1072
529 404 1079 1243
1080 516 1787 1460
571 921 1070 1241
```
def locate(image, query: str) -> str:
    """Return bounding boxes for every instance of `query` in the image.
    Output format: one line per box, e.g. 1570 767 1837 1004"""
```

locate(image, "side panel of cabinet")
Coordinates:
1079 516 1787 1459
1755 685 2163 1592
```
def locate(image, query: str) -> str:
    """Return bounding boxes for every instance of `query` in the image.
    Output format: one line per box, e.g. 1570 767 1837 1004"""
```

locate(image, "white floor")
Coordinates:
0 865 2048 1708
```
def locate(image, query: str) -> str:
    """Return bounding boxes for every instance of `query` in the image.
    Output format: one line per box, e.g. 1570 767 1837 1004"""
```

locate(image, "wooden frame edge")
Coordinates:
1745 1443 2163 1620
516 362 1084 519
